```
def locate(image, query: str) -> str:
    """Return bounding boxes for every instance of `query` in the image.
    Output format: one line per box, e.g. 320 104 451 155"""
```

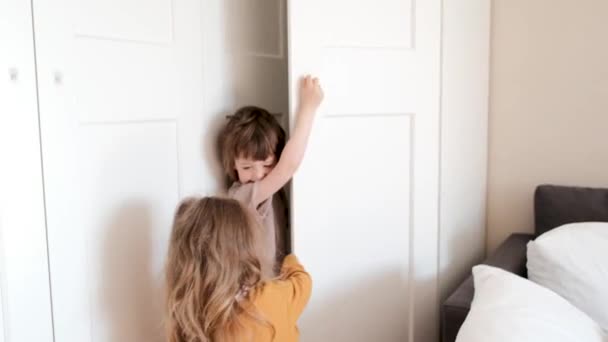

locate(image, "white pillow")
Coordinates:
456 265 606 342
527 222 608 331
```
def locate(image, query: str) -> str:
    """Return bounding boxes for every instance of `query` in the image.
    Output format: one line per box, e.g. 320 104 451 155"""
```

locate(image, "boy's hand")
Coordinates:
299 75 324 113
254 76 322 205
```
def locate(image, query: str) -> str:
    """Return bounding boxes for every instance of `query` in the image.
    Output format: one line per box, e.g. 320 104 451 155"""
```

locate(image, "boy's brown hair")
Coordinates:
218 106 286 183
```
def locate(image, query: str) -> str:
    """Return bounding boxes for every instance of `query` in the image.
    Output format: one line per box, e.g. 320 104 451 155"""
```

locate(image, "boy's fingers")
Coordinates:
301 75 321 88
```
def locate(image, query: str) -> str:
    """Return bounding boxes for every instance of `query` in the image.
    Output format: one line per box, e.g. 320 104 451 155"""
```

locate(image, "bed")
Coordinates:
441 184 608 342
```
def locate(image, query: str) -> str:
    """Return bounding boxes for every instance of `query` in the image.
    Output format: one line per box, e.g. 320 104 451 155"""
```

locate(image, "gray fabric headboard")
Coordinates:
534 184 608 236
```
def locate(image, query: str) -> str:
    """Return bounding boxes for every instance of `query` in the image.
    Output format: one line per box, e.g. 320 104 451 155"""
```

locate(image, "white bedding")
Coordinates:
527 222 608 331
456 265 607 342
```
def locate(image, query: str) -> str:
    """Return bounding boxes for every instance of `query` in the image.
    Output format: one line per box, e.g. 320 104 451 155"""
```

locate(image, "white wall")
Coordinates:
439 0 490 300
487 0 608 251
0 282 3 342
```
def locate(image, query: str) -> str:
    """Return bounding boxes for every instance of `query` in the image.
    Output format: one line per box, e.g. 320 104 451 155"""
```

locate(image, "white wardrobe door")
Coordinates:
0 1 54 341
287 0 441 341
32 0 208 341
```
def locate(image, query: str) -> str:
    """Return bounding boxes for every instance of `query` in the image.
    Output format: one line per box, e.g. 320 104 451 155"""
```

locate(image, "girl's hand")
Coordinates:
298 75 324 113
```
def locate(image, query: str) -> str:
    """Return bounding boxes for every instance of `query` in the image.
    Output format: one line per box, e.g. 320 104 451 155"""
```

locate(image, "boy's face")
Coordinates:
234 154 276 183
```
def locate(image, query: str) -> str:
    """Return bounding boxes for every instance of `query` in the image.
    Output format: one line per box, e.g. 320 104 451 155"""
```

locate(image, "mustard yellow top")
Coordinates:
244 254 312 341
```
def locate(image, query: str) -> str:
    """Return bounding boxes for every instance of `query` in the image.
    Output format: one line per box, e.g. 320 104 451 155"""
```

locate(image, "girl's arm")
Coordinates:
280 254 312 321
253 75 323 206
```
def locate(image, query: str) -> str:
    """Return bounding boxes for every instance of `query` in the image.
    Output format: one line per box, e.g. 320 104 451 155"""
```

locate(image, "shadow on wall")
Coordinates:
202 110 230 189
100 202 164 342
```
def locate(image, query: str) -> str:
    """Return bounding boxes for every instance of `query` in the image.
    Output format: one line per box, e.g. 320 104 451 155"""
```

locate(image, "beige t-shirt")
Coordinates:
228 182 289 278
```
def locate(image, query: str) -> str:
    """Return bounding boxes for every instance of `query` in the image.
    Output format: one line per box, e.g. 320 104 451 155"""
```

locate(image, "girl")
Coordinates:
165 196 312 342
218 76 323 279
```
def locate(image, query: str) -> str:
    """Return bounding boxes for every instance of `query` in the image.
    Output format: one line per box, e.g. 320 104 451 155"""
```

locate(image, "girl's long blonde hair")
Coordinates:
165 196 269 342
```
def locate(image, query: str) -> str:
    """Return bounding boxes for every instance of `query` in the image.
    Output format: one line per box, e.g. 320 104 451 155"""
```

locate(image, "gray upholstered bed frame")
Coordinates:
441 184 608 342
